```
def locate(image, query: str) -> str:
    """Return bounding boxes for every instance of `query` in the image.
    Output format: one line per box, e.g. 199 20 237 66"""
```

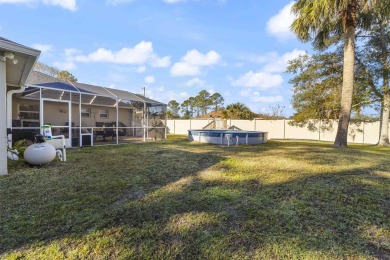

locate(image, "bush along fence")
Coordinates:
164 119 388 145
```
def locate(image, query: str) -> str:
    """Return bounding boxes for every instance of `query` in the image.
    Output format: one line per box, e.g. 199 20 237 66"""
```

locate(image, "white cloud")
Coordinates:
105 0 134 6
74 41 153 64
145 75 155 84
163 0 185 3
171 62 201 77
182 50 220 66
239 89 251 97
64 48 80 57
251 94 284 103
146 86 189 104
171 49 221 77
232 71 283 89
44 0 76 10
106 0 185 6
266 1 296 42
61 41 170 69
240 90 283 103
136 66 146 73
31 43 52 53
184 77 205 87
53 61 75 70
264 49 305 73
0 0 77 11
149 55 171 68
53 48 80 70
247 49 306 73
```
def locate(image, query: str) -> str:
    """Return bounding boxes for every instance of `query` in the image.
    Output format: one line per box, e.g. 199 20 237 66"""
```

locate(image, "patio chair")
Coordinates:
103 122 116 141
94 122 107 141
60 122 74 137
117 122 128 138
105 122 127 141
12 120 21 127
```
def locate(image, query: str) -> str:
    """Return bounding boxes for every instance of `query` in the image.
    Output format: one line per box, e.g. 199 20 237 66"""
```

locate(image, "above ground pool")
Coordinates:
188 129 268 145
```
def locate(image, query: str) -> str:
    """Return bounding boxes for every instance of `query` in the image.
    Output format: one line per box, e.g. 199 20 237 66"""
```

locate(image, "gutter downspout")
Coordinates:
6 85 26 147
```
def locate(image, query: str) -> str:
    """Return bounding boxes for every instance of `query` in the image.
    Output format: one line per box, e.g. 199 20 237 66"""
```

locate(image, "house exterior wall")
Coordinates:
12 98 39 121
73 105 133 127
43 101 69 125
0 60 7 175
12 98 134 128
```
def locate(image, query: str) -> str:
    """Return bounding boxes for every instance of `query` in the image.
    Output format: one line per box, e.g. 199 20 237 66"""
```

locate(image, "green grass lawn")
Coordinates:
1 135 389 259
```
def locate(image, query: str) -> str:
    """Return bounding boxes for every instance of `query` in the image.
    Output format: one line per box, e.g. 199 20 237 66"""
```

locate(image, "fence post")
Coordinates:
283 119 286 139
319 120 321 141
174 119 176 134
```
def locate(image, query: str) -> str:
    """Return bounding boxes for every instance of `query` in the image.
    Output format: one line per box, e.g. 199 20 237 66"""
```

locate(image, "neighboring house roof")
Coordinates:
197 110 224 119
196 110 287 120
0 37 40 87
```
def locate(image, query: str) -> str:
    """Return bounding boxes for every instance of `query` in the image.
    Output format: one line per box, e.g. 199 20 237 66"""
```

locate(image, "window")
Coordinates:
81 107 91 117
18 104 40 120
99 109 109 119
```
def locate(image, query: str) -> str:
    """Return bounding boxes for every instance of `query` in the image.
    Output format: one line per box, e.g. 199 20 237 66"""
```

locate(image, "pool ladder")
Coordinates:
225 134 240 146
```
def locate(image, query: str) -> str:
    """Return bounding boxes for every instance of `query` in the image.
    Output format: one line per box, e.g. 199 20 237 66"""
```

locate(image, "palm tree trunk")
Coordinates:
378 23 389 146
334 26 355 148
378 87 390 146
378 67 390 146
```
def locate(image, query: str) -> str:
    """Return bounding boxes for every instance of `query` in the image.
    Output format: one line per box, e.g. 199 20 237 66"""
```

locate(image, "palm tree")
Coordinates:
291 0 388 147
225 102 255 119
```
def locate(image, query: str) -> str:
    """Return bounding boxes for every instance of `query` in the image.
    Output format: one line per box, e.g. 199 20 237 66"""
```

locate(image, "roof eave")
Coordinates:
0 39 40 87
0 38 41 57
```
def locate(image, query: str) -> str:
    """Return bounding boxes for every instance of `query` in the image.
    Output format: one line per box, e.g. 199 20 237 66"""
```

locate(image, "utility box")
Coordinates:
81 134 92 146
42 124 52 139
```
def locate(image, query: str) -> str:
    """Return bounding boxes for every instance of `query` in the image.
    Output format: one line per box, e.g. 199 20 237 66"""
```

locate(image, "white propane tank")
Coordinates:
24 142 56 165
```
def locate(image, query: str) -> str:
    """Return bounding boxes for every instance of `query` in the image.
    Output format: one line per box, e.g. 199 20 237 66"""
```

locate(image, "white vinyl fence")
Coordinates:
165 119 387 145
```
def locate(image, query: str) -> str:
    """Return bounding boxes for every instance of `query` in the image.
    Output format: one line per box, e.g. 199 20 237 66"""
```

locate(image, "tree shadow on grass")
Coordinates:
1 140 389 258
0 144 225 255
108 168 390 259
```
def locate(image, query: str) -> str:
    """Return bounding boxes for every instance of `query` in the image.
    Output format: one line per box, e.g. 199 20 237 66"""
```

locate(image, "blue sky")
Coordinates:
0 0 311 116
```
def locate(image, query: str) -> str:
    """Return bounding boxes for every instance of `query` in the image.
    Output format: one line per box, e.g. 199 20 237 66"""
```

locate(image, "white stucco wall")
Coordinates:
166 119 386 145
0 61 7 175
12 98 134 128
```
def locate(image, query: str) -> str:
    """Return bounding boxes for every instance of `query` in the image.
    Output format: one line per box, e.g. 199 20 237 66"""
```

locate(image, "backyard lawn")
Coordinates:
1 135 389 259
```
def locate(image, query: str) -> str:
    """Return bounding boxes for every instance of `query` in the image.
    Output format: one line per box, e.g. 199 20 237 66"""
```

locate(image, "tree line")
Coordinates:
167 90 286 120
289 0 389 147
167 90 224 119
34 62 78 82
